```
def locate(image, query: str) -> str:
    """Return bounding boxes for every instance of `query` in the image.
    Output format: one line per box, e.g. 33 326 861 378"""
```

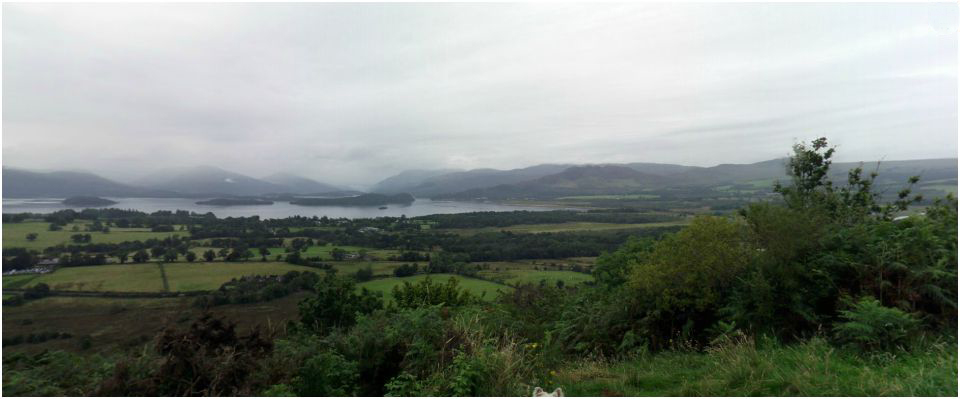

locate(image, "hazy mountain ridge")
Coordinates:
261 172 343 195
133 165 287 197
369 169 463 194
2 168 174 198
424 158 958 200
623 162 705 176
434 165 669 200
4 166 346 199
370 164 573 196
3 157 955 200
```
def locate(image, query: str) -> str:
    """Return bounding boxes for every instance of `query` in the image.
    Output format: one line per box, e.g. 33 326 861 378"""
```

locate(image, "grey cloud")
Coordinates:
2 3 956 187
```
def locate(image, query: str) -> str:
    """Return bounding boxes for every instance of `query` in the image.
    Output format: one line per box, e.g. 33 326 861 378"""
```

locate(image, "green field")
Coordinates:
358 274 512 302
2 264 164 292
3 222 186 251
333 261 412 277
441 221 687 235
479 269 594 286
3 262 322 293
162 262 322 291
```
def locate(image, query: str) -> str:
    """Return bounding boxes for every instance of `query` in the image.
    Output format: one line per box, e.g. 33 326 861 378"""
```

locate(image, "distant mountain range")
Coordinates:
262 172 342 194
134 166 287 197
3 157 955 200
435 165 667 200
371 164 575 197
2 166 345 198
375 158 958 200
2 168 174 198
367 168 464 194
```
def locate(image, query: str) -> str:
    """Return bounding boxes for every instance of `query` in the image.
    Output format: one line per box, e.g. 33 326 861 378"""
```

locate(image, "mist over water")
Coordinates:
1 197 556 219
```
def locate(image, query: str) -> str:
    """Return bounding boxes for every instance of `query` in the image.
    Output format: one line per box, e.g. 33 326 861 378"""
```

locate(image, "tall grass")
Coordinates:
555 336 957 396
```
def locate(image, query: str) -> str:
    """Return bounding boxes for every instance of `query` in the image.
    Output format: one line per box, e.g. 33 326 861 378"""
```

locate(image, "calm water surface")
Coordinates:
2 197 557 219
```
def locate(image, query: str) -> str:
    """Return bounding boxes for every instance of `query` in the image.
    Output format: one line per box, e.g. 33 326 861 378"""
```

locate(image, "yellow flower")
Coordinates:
549 371 557 376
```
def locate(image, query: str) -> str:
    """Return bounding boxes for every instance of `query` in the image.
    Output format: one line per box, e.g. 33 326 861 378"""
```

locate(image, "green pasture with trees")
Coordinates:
2 222 184 251
2 138 956 396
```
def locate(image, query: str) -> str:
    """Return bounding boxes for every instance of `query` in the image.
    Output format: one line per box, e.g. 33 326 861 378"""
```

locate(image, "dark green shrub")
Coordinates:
23 283 51 300
833 297 919 351
79 335 93 350
354 266 374 282
385 348 517 396
492 283 568 342
259 283 290 300
393 263 419 277
293 352 359 396
391 276 476 309
334 306 449 396
592 236 654 287
193 272 319 308
551 285 649 356
299 272 383 331
447 349 499 396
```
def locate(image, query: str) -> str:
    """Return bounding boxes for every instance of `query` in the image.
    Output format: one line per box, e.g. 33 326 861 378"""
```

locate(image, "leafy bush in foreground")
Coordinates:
391 276 477 309
833 297 919 351
293 352 359 396
298 272 383 332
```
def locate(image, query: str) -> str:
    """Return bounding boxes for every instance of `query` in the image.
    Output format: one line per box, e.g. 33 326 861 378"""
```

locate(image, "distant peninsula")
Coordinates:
196 198 274 206
290 193 415 207
62 196 118 207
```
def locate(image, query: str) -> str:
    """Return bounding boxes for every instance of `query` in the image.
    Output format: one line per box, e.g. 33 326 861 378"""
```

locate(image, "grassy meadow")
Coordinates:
479 269 594 286
3 221 185 251
3 264 165 292
3 262 323 292
357 273 512 302
332 261 411 276
161 262 321 291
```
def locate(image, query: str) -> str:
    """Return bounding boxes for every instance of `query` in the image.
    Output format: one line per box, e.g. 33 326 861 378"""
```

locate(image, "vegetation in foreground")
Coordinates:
2 138 957 396
555 336 956 396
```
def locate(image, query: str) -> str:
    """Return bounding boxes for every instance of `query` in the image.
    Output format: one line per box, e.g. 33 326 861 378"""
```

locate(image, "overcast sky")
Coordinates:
3 2 957 188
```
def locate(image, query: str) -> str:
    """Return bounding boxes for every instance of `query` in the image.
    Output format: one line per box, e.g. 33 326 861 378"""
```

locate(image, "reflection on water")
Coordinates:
2 197 556 219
